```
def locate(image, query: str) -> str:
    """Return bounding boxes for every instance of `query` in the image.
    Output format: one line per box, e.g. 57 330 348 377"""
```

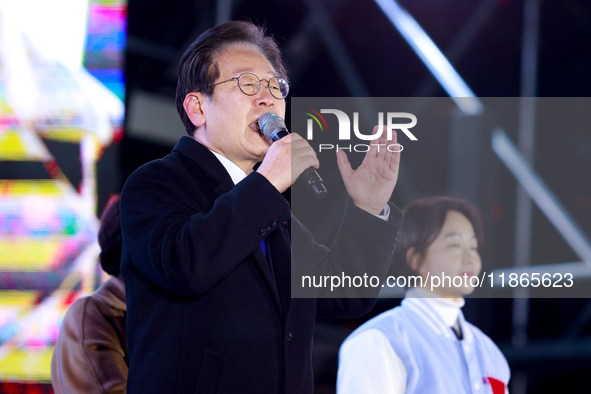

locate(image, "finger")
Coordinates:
377 127 397 148
311 157 320 169
291 138 314 150
389 129 398 145
388 131 401 160
292 144 318 162
278 134 293 143
299 152 320 169
366 125 388 158
386 145 401 175
293 156 319 173
383 131 397 162
299 156 320 170
379 129 401 164
336 149 353 178
293 145 319 167
390 146 401 170
273 136 292 151
377 127 393 148
383 145 393 164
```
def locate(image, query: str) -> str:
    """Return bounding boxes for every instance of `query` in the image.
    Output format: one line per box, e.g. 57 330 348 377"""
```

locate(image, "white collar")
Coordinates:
194 138 248 185
406 287 464 328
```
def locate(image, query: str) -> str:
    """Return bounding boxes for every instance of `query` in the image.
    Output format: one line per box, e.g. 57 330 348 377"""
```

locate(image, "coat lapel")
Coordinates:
173 136 284 313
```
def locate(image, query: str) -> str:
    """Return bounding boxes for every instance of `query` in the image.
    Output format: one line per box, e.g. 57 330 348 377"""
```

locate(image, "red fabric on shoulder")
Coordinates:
487 377 506 394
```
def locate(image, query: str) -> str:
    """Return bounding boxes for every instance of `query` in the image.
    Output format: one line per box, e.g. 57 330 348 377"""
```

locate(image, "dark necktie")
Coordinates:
451 325 463 340
260 239 275 278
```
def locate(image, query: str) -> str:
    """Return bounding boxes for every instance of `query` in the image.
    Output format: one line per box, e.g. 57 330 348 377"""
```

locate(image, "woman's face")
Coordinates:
413 210 482 298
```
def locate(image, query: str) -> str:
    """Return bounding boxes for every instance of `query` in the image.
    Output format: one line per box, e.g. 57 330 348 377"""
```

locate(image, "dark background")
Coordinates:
115 0 591 392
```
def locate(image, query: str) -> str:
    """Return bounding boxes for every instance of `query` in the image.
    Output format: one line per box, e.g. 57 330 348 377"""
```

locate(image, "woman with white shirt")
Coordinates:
337 196 510 394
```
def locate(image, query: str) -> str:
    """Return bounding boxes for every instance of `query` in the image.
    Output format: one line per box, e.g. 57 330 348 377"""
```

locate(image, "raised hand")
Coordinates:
336 126 401 215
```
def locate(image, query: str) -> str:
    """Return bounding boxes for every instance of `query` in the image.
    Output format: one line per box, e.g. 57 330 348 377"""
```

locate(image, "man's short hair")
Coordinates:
175 20 288 135
391 196 484 278
98 195 122 276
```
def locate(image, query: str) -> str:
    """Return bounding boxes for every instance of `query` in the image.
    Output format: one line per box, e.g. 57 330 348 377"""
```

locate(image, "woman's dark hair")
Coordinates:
175 20 288 135
98 195 122 277
392 196 484 278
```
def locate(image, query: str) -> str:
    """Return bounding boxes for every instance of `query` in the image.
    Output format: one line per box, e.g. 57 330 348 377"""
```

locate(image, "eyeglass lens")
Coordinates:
238 73 289 99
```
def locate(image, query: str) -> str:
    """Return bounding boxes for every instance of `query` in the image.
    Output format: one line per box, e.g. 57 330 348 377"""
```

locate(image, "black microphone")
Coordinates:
258 111 327 200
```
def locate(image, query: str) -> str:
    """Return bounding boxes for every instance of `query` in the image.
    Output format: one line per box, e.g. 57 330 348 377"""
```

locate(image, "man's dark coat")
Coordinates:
121 136 402 393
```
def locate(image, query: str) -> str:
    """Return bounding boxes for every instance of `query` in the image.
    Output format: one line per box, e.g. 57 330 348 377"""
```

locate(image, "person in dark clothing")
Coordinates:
121 21 403 394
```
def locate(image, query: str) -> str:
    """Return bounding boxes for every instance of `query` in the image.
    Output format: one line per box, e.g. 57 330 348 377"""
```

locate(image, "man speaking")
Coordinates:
120 21 403 394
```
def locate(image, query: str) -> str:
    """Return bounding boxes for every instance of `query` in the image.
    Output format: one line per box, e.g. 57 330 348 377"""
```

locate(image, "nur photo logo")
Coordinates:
302 108 417 153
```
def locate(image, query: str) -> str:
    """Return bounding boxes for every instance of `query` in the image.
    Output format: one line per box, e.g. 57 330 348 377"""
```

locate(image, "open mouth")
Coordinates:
249 120 262 133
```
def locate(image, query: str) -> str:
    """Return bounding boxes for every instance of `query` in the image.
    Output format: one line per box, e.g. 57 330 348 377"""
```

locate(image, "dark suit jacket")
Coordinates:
120 136 402 394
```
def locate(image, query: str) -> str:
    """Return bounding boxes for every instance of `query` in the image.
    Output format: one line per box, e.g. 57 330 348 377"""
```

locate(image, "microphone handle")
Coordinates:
301 168 328 200
269 128 289 141
268 128 327 200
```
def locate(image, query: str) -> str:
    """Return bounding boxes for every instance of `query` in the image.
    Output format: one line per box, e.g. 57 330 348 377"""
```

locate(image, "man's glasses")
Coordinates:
209 72 289 99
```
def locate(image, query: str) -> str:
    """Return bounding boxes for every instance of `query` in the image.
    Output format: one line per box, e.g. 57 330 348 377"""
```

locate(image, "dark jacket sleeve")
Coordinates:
291 199 403 318
121 162 291 298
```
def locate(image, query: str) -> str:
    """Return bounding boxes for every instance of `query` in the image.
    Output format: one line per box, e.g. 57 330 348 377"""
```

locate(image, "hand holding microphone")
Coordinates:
256 111 327 199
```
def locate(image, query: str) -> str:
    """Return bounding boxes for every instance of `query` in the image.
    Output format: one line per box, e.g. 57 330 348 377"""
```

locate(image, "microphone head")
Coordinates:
258 111 287 141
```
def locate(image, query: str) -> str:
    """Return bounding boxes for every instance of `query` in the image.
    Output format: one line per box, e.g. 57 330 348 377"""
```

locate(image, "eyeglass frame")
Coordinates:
198 72 289 100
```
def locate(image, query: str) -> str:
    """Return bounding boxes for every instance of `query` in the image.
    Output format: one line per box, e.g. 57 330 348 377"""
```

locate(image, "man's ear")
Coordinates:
183 92 206 128
407 247 421 272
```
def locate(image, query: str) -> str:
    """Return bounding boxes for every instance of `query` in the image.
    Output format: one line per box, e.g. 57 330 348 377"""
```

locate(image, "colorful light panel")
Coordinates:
0 0 126 384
